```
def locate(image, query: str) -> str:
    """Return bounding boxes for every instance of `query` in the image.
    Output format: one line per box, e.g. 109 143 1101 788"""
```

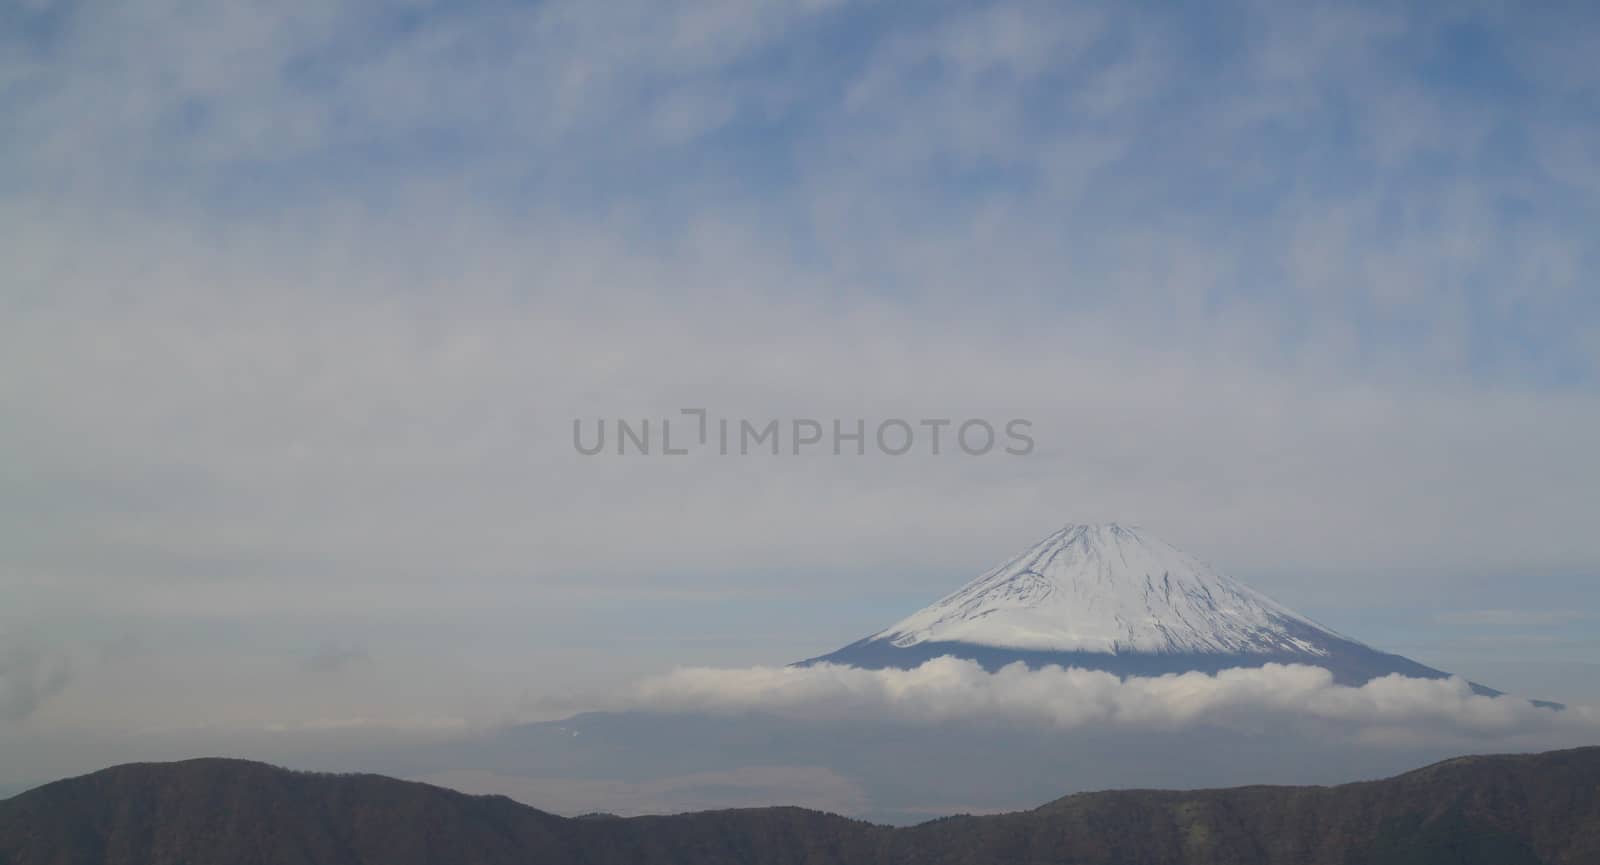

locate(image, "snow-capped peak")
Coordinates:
870 523 1348 656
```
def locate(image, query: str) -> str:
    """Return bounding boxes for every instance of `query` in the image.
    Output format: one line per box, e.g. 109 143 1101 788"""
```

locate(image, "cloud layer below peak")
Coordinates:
628 658 1595 746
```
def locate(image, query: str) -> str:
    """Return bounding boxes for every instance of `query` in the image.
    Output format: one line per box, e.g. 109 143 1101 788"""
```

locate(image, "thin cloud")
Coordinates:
1 0 1598 772
1434 610 1596 627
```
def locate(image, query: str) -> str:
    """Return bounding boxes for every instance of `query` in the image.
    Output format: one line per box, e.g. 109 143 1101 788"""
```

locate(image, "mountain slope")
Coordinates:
801 523 1496 692
4 749 1600 865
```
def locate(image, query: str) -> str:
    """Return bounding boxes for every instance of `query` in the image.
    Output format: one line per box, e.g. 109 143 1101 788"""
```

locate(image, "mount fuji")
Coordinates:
372 521 1566 822
800 523 1505 695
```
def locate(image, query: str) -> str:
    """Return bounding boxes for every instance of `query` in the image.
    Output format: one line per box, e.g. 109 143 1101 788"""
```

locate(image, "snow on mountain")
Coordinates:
800 523 1521 697
869 523 1345 656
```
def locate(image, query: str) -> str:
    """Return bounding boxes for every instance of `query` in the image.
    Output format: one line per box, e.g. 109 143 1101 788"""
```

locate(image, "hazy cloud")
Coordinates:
0 635 71 723
300 642 371 674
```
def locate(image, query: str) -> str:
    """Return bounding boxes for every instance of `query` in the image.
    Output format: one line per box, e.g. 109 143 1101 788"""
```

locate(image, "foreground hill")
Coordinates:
3 748 1598 865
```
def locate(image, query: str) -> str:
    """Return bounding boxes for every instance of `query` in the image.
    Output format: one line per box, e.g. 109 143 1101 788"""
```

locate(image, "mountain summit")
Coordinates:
801 523 1495 691
864 523 1341 656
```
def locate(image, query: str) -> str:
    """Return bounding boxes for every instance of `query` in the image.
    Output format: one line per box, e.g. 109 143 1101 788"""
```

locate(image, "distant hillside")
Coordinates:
3 748 1598 865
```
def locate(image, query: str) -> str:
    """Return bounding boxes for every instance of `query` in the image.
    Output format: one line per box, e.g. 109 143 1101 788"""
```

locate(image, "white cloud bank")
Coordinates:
628 658 1600 746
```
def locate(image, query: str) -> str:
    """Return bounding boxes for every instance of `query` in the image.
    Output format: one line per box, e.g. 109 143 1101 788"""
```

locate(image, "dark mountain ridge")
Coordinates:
3 747 1599 864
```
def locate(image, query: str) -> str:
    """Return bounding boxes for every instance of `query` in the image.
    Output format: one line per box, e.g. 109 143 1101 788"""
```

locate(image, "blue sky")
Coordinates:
2 0 1600 786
